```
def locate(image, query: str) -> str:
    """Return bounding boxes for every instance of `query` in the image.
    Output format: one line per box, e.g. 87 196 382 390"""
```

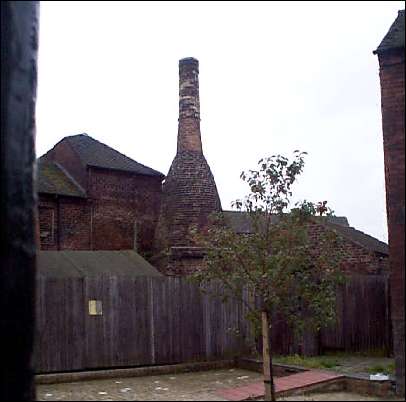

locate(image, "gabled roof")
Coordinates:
374 10 405 54
223 210 349 234
65 133 164 177
323 222 388 256
222 210 388 255
37 250 163 279
37 159 86 198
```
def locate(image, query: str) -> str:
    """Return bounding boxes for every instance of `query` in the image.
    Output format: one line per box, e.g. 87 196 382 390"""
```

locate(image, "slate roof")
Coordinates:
222 210 388 255
37 159 86 198
223 210 349 234
37 250 163 279
65 134 164 177
374 10 405 54
323 222 389 256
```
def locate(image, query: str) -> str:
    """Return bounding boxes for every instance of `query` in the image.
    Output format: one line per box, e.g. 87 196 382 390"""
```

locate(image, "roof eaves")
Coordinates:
320 221 389 255
68 133 165 178
87 163 165 178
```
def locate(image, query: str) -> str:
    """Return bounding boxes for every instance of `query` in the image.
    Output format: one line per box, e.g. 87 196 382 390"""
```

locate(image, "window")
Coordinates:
39 207 55 245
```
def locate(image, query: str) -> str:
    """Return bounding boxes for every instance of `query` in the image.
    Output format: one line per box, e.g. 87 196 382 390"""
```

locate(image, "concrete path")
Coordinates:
215 370 344 401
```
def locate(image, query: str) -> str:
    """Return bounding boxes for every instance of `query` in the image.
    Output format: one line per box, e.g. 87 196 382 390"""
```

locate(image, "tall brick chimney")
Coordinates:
177 57 203 153
374 10 405 397
154 58 221 269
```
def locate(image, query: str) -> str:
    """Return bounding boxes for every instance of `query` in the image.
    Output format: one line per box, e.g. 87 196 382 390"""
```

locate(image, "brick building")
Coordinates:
374 10 405 396
37 134 164 255
37 57 390 280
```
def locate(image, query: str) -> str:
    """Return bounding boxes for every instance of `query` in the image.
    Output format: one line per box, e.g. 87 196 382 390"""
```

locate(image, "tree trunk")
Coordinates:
262 310 276 401
248 287 259 357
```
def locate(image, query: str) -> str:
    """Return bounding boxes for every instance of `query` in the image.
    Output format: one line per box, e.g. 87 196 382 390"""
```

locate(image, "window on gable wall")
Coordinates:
39 207 55 245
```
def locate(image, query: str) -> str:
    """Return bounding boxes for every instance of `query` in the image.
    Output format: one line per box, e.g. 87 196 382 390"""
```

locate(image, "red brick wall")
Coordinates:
378 48 405 395
308 222 389 275
38 167 162 254
159 221 389 277
88 167 161 253
58 198 91 250
38 195 91 250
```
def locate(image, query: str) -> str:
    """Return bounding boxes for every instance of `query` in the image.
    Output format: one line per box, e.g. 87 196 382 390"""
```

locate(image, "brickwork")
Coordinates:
58 198 91 250
154 58 221 274
38 195 91 250
375 11 405 396
177 57 202 153
38 151 162 255
308 222 389 275
89 167 162 253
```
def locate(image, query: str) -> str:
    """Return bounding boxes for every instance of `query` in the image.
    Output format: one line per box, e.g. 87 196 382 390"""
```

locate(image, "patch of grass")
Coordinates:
273 354 339 370
367 362 395 375
324 348 390 359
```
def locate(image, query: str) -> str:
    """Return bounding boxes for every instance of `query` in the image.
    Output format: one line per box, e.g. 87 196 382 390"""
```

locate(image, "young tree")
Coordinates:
191 151 344 401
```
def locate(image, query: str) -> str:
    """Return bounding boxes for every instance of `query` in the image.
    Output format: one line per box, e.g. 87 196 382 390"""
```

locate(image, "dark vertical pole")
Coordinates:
374 10 405 395
0 1 39 400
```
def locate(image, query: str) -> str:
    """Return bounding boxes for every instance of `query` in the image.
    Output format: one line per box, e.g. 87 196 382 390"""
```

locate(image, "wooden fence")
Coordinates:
34 276 253 373
34 274 392 373
320 274 392 354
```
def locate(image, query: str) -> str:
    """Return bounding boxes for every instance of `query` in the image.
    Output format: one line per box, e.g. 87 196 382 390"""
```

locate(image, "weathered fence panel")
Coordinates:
35 273 392 373
35 277 85 372
35 276 254 373
321 274 392 354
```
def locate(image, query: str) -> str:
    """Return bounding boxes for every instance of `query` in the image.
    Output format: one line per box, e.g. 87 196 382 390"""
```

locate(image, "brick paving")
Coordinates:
215 370 344 401
36 368 263 401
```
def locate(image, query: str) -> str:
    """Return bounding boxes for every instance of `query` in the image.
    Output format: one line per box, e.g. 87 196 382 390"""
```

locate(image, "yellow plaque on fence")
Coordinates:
89 300 103 316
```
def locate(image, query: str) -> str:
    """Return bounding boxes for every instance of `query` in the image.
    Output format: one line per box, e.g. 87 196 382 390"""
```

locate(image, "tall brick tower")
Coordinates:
154 58 221 274
374 10 405 396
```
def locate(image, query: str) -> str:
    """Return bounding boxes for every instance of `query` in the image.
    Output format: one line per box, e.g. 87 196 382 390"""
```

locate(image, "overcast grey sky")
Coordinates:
35 1 404 242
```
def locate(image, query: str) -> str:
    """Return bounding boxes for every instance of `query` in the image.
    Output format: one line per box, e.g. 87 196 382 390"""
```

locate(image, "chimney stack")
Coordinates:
177 57 202 153
154 58 222 269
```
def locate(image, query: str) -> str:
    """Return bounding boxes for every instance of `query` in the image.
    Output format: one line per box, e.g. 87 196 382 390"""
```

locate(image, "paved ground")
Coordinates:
36 367 402 401
36 368 263 401
278 392 402 401
215 370 344 401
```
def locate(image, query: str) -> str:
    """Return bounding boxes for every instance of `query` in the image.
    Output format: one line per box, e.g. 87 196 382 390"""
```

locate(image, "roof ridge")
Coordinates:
65 133 164 177
84 134 163 175
374 9 405 54
323 221 388 254
331 222 387 242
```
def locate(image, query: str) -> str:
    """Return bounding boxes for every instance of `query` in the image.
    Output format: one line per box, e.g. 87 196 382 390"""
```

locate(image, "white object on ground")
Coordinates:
98 392 108 395
114 381 122 384
169 377 176 380
44 394 53 397
120 388 132 392
237 376 250 380
370 373 389 381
